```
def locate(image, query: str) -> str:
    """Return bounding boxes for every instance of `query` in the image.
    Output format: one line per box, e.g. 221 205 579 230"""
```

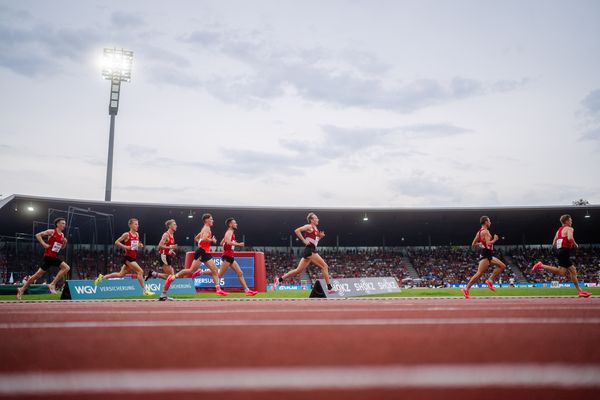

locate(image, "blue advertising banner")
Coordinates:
61 278 196 300
194 256 255 289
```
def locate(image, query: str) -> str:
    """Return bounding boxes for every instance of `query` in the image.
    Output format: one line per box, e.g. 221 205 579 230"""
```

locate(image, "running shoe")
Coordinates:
16 287 23 300
145 270 154 281
327 289 337 295
159 296 174 301
216 288 229 296
245 289 258 296
461 288 470 299
532 262 543 272
143 290 155 296
47 284 58 294
578 291 592 298
191 269 202 279
94 274 103 285
485 280 496 292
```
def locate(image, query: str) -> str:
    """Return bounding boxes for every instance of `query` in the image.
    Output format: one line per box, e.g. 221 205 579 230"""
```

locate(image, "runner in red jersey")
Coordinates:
461 216 506 299
176 213 228 296
532 214 591 297
17 218 70 300
93 218 154 296
147 219 178 300
218 218 258 296
280 212 335 294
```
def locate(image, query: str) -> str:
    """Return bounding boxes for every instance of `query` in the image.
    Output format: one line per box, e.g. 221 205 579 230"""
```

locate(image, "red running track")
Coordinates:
0 297 599 399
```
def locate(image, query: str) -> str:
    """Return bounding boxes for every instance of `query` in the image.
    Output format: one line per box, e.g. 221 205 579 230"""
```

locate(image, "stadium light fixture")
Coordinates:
102 47 134 202
362 213 369 222
585 211 591 219
27 205 34 212
188 211 194 219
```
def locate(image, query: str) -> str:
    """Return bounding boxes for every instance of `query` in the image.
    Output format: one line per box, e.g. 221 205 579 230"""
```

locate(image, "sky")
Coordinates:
1 0 599 208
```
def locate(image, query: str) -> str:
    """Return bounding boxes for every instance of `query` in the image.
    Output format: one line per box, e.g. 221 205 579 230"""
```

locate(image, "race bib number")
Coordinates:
51 242 62 253
130 240 139 251
556 239 563 249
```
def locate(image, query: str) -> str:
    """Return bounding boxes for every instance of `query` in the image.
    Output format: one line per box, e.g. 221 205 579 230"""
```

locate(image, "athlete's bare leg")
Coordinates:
282 257 311 280
47 262 70 293
17 268 46 299
221 261 250 291
466 259 490 290
103 264 130 280
487 257 506 283
539 263 567 276
178 259 221 288
127 261 145 290
567 265 583 292
308 253 332 286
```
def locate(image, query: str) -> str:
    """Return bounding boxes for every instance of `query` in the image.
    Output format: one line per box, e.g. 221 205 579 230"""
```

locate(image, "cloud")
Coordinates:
179 27 528 112
390 170 460 199
580 128 600 141
0 19 103 76
582 89 600 117
110 12 145 29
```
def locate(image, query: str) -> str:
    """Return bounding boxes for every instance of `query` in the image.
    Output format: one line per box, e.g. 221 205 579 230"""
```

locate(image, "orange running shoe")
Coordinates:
461 288 470 299
485 280 496 292
578 291 592 298
245 290 258 296
216 288 229 296
532 262 543 272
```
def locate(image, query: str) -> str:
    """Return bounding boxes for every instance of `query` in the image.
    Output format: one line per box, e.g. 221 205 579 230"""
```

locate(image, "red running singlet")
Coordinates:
200 232 212 252
43 229 65 258
223 232 235 257
159 232 175 255
125 231 139 258
477 228 493 250
555 226 573 249
304 225 320 247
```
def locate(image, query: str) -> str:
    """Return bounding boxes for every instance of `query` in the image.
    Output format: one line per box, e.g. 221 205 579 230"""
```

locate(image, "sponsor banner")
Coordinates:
194 256 254 289
310 277 401 298
448 282 595 289
61 278 196 300
266 284 313 291
144 279 196 295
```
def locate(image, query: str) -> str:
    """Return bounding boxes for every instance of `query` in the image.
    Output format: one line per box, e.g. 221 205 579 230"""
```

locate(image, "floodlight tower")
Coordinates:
101 48 133 202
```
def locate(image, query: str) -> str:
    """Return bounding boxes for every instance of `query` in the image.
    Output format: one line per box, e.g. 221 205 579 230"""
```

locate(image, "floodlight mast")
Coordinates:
102 48 133 202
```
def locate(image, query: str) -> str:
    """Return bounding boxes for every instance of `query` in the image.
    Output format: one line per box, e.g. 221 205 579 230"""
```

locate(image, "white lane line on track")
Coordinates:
1 364 599 395
4 306 600 315
1 317 600 329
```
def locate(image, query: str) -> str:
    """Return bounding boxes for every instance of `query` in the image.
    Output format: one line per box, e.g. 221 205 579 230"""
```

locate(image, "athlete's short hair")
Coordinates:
307 212 317 223
128 218 138 225
53 217 66 227
225 217 235 227
480 216 490 225
560 214 571 224
202 213 212 222
165 219 176 228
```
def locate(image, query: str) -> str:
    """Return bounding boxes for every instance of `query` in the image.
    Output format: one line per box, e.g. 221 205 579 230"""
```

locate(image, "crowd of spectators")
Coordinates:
2 244 599 286
505 246 600 284
407 247 518 287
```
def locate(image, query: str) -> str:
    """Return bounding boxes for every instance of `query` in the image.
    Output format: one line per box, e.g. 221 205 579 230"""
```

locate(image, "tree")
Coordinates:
572 199 590 206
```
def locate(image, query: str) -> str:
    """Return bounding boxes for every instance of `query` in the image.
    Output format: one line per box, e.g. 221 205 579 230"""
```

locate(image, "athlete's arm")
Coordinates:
551 231 558 247
567 227 578 248
198 228 216 244
471 233 479 248
294 225 311 245
489 233 499 244
63 238 68 249
158 233 170 250
35 229 54 249
223 230 244 247
115 233 130 250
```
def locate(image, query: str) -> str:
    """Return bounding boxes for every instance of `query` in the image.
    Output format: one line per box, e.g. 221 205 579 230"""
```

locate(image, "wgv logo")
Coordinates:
74 285 97 295
146 283 162 292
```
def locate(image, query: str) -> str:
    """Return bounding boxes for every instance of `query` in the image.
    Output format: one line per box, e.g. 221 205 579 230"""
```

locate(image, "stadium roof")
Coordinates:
0 194 598 247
